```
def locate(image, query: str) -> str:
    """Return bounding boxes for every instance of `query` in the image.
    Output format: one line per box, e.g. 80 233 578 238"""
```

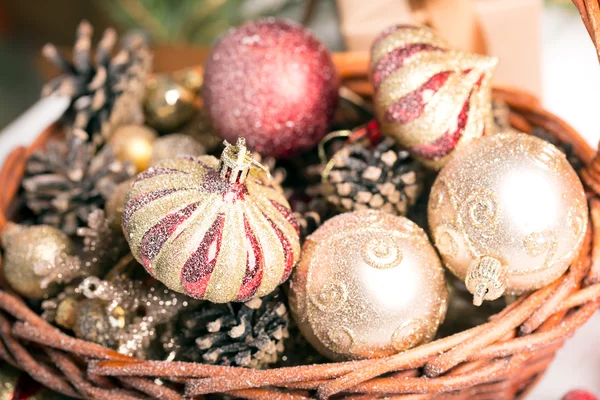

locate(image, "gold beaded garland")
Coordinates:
428 132 588 305
289 210 448 360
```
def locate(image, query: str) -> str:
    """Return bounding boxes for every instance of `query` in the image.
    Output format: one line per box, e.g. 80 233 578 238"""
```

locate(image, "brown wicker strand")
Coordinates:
0 313 81 398
118 377 182 400
45 348 143 400
11 320 133 362
586 197 600 284
520 223 593 334
573 0 600 61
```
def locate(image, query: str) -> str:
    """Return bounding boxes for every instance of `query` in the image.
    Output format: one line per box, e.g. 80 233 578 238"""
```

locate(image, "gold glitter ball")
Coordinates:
289 210 448 360
109 124 158 172
144 75 197 133
1 223 75 299
370 25 498 169
428 132 588 305
149 133 205 166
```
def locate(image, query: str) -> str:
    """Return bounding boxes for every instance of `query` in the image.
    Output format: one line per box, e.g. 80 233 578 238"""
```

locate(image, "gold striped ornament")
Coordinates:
122 138 301 303
370 25 498 169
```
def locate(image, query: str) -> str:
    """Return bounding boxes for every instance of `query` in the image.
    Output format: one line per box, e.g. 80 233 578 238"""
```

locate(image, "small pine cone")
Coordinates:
163 289 289 369
22 129 135 234
41 21 152 144
286 187 336 241
325 137 424 216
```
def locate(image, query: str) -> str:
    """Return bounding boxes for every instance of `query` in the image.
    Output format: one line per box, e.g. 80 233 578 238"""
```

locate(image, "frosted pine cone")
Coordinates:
162 289 289 368
42 20 151 144
325 136 424 216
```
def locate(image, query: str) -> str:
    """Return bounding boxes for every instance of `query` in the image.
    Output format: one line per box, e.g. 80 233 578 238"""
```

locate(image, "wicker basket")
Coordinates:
3 9 600 400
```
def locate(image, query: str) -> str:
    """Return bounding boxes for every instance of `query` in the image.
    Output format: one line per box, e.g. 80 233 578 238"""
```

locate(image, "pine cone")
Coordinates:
42 20 151 144
325 137 424 216
23 129 135 234
532 127 582 170
163 289 289 369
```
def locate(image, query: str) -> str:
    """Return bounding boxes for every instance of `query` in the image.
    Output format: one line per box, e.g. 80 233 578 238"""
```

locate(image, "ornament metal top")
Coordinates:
122 138 301 303
371 25 498 169
428 133 588 305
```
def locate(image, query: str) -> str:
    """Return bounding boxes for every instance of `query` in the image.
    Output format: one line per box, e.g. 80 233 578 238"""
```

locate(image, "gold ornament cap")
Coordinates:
218 137 269 183
465 256 509 306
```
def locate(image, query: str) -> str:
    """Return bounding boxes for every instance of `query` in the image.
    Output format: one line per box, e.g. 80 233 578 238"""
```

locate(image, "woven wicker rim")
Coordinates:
2 44 600 400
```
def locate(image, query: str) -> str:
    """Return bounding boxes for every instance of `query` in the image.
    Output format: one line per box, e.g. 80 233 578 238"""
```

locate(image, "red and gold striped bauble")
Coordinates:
370 25 498 169
122 138 301 303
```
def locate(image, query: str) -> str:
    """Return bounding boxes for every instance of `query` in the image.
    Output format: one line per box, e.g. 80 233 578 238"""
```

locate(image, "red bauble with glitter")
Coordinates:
122 139 301 303
203 18 339 158
563 390 599 400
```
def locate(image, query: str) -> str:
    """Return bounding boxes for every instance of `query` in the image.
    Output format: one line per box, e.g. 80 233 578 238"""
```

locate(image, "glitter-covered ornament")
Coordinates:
429 133 588 305
203 18 339 158
1 223 75 299
123 138 301 303
149 133 205 166
109 125 158 172
289 210 447 360
370 25 498 169
144 75 197 133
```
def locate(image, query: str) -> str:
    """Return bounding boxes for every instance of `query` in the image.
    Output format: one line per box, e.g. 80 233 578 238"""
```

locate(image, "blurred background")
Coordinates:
0 0 598 397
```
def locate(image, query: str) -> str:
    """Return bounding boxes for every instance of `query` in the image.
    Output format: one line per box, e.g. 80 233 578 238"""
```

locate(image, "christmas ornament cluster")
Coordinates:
0 17 590 377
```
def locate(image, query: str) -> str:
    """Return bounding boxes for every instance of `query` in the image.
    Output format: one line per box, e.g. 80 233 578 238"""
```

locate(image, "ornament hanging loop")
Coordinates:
219 138 271 184
465 256 508 306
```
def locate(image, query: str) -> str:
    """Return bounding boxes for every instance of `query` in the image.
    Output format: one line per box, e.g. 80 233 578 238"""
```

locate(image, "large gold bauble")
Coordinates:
289 210 448 360
428 132 588 305
109 125 158 172
1 223 75 299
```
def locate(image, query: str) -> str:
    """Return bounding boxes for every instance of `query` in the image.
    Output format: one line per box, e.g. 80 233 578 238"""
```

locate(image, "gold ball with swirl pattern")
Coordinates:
428 132 588 305
289 210 448 360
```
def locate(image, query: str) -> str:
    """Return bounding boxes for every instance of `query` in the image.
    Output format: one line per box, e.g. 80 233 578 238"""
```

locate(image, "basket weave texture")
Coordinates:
3 14 600 400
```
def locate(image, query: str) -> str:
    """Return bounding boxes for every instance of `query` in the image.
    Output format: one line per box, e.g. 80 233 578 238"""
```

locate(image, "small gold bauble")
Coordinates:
149 133 205 166
428 132 588 305
144 75 197 132
1 223 75 299
105 178 134 232
289 210 448 360
109 125 158 172
55 296 80 330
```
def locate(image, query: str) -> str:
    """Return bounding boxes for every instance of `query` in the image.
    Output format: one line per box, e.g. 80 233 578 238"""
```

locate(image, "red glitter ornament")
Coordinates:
122 138 301 303
563 390 599 400
203 18 339 158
